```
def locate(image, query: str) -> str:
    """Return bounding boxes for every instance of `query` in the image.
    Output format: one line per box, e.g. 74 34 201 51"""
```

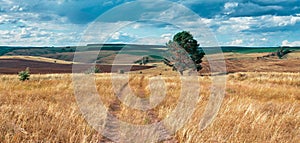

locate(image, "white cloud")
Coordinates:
121 32 128 36
0 30 12 39
216 17 252 33
160 33 172 40
9 5 24 12
20 28 31 38
132 23 141 29
111 32 121 40
224 2 239 15
2 0 14 5
230 39 243 45
0 30 10 35
213 14 300 37
103 1 114 6
0 14 16 24
260 38 268 41
0 0 299 47
224 2 239 10
261 15 300 27
282 40 300 46
217 24 250 33
133 37 170 45
0 21 83 46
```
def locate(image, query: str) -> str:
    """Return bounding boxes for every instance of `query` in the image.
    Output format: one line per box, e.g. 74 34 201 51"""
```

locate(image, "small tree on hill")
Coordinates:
163 31 205 75
85 66 101 74
139 57 149 65
276 47 291 59
18 67 30 81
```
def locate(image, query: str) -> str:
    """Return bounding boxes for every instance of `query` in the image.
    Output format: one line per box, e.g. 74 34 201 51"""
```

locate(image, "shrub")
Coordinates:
85 66 101 74
94 67 101 73
137 57 149 65
236 73 248 81
118 69 125 74
18 67 30 81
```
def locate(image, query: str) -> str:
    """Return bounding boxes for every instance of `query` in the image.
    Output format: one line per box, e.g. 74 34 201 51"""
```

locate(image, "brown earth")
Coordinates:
0 59 155 74
1 55 299 75
201 58 300 74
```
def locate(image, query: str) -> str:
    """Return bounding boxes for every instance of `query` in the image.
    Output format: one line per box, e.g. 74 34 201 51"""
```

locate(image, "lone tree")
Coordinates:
276 47 291 59
163 31 205 75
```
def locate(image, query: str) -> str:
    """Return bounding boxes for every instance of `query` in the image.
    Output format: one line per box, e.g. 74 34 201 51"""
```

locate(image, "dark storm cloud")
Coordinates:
179 0 299 18
227 0 300 17
8 0 134 24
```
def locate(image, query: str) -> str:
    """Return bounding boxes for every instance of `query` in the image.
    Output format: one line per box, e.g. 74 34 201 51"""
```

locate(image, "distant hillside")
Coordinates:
218 46 300 54
0 44 166 63
1 44 299 64
0 44 166 56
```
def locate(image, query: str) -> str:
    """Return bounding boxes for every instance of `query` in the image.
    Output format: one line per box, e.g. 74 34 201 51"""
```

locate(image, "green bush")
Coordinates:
118 69 125 74
85 66 101 74
276 47 292 59
18 67 30 81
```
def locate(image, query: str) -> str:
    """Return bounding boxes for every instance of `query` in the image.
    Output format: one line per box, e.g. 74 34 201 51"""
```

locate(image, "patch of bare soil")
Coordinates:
0 59 155 74
201 58 300 74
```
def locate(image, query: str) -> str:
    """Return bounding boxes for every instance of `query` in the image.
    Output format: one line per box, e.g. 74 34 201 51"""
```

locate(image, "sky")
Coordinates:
0 0 300 47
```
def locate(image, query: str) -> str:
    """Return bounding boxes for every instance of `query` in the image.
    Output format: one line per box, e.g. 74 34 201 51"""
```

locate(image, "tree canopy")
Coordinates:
164 31 205 75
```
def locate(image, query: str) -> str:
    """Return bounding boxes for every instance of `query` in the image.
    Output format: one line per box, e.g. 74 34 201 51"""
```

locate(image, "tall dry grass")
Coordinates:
0 72 299 142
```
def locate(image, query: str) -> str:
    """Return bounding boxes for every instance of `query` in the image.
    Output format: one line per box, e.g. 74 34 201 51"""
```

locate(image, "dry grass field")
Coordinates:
0 56 74 64
0 70 299 142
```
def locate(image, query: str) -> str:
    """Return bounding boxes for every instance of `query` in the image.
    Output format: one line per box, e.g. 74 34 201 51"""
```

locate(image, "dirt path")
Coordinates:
100 76 177 142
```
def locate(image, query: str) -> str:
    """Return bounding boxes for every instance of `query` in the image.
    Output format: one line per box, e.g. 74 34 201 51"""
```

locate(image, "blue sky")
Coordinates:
0 0 300 47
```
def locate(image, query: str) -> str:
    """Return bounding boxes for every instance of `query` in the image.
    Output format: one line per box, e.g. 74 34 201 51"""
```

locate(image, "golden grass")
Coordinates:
287 51 300 59
0 72 299 142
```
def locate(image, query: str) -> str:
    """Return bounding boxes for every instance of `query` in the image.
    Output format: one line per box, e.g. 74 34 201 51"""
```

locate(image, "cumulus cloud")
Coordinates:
0 0 299 46
224 2 239 15
282 40 300 46
0 14 18 24
224 2 239 10
20 28 32 38
111 32 121 40
213 14 300 36
260 38 268 41
9 5 24 12
133 37 170 45
262 15 300 27
160 33 172 40
231 39 243 45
